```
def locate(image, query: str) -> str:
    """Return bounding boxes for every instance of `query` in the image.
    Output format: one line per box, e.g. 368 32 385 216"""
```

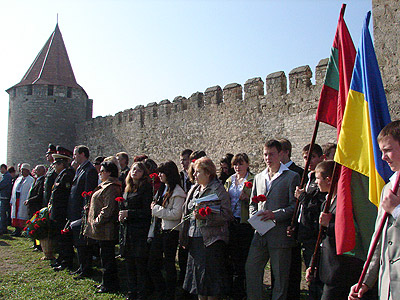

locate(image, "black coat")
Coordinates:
27 176 45 217
67 160 98 221
120 181 153 257
289 162 304 178
49 168 75 224
318 198 364 287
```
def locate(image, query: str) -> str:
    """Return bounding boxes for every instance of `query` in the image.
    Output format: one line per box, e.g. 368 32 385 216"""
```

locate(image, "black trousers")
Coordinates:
98 240 119 289
148 229 179 300
53 220 74 267
227 222 253 300
72 227 94 275
125 236 150 299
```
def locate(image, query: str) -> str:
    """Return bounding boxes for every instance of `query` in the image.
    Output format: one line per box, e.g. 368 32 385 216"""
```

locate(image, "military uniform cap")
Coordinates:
46 144 57 154
52 146 73 161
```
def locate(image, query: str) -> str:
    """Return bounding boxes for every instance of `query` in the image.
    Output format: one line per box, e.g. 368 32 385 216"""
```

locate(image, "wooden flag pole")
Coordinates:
355 172 400 292
309 162 341 277
288 120 320 236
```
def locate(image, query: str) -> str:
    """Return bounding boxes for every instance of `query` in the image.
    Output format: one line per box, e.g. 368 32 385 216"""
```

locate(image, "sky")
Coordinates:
0 0 373 164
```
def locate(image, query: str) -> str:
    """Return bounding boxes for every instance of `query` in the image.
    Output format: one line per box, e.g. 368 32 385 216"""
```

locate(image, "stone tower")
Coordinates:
6 24 93 167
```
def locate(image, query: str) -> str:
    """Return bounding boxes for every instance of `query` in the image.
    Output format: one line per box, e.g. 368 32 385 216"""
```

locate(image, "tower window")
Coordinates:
67 87 72 98
27 85 32 95
48 85 54 96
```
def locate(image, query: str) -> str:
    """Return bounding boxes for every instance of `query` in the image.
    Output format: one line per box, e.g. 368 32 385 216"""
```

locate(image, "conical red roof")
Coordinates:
8 24 85 93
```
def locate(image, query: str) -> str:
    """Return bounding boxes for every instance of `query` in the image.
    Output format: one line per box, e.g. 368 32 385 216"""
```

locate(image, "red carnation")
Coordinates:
81 191 88 197
23 227 27 231
191 159 196 163
87 191 93 196
42 218 46 222
205 206 212 215
35 211 40 215
199 207 207 217
29 230 35 235
258 195 267 202
61 228 70 235
34 224 40 229
149 173 158 179
252 195 259 203
244 181 253 189
115 197 125 202
26 220 31 224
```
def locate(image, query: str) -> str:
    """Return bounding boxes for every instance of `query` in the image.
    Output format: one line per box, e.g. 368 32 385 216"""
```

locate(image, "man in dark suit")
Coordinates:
245 139 300 300
50 147 75 271
43 144 58 207
25 165 46 218
278 138 304 300
68 145 98 279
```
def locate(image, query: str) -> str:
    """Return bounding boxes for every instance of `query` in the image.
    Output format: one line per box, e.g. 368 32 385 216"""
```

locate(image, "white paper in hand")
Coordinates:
248 211 276 236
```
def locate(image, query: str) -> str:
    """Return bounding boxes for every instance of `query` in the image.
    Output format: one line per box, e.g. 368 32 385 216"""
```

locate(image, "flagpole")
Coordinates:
288 121 320 237
355 172 400 292
309 162 341 277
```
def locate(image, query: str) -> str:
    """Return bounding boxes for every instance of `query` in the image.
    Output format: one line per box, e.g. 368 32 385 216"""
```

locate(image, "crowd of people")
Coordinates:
0 121 400 300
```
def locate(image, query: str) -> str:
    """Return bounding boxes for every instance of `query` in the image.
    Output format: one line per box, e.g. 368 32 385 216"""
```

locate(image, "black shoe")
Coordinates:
11 231 21 237
50 261 60 268
69 268 82 275
53 264 72 272
96 286 118 294
73 273 90 280
126 291 137 300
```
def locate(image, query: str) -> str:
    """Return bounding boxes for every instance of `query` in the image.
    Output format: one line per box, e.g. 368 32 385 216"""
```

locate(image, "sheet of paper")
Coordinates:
194 193 219 204
248 211 276 236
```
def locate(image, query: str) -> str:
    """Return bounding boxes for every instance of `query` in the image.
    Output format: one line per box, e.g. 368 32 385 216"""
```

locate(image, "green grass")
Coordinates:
0 231 125 300
0 228 309 300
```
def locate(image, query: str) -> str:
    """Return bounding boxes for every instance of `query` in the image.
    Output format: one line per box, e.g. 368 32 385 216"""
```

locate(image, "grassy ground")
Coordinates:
0 230 125 300
0 228 309 300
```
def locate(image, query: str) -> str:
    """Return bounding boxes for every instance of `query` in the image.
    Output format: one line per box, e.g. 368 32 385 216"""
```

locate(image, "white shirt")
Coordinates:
264 163 289 192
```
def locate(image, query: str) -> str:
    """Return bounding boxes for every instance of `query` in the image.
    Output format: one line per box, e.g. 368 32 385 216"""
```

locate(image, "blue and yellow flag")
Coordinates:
334 11 392 256
335 11 392 207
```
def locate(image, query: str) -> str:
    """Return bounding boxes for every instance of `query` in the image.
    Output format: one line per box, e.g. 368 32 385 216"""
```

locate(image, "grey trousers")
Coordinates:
245 233 292 300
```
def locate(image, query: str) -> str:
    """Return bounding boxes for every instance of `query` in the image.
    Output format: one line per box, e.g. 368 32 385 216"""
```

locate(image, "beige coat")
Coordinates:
152 184 186 230
364 181 400 300
83 177 122 241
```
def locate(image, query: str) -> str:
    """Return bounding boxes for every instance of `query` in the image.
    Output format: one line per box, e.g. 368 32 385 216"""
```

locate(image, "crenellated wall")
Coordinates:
76 59 337 172
75 0 400 172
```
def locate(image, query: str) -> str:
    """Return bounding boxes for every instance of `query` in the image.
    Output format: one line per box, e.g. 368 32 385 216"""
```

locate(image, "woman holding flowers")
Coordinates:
224 153 254 300
148 161 186 300
119 162 153 300
83 161 122 293
180 157 232 300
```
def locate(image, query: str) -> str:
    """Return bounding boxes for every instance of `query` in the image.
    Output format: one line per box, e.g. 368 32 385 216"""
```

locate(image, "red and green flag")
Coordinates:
315 4 377 258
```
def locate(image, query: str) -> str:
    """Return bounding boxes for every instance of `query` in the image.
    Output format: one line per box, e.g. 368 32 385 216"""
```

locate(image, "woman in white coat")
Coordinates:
148 160 186 300
10 163 34 236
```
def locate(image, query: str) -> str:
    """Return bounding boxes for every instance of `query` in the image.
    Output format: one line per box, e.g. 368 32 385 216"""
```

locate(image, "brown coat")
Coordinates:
83 177 122 241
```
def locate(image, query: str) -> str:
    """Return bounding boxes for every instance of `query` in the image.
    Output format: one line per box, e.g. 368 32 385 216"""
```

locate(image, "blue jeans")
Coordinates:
0 198 10 233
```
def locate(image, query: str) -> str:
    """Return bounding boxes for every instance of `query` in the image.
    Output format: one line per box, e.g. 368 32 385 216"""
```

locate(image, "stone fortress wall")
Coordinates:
75 0 400 173
75 60 338 172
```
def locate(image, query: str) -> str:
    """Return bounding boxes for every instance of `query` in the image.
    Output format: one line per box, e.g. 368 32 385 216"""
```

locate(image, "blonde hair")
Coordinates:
193 157 217 179
125 162 150 193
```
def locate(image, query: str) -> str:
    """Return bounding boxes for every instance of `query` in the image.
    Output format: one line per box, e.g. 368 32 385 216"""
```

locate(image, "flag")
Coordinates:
315 4 360 255
315 4 356 130
334 11 392 255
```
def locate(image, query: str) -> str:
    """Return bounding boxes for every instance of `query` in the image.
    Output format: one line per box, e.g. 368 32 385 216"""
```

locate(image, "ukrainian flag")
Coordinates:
335 11 392 207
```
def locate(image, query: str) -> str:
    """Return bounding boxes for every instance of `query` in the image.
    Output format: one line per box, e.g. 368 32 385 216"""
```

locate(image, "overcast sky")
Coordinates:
0 0 372 164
